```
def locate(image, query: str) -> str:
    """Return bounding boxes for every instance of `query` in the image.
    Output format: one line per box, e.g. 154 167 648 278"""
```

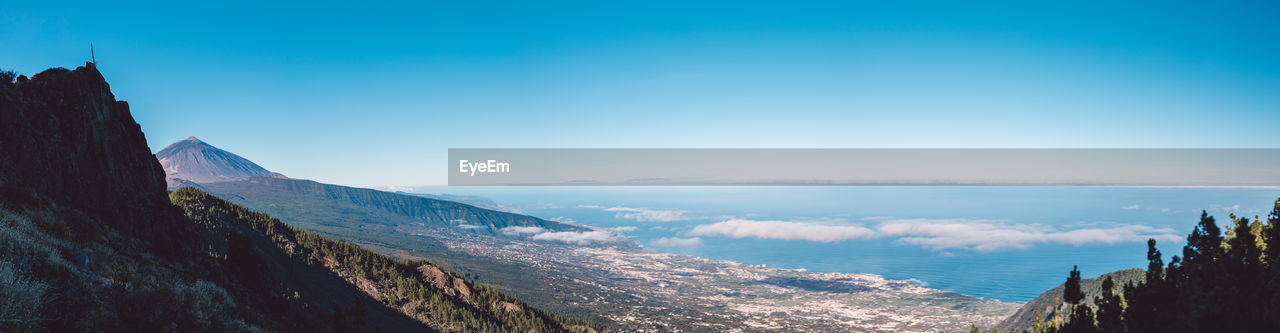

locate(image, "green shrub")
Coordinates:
0 259 51 331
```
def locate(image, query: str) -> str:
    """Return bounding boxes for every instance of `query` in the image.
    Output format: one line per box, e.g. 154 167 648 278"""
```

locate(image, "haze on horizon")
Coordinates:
3 1 1279 187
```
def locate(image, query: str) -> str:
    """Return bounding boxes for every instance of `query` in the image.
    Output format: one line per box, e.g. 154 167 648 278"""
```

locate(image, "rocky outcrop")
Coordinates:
0 64 179 240
418 264 473 301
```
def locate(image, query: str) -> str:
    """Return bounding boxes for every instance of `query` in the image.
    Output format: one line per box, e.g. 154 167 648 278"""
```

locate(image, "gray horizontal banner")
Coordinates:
447 149 1280 186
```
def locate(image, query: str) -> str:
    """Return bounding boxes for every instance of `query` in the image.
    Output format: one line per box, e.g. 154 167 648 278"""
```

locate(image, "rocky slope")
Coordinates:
156 136 287 183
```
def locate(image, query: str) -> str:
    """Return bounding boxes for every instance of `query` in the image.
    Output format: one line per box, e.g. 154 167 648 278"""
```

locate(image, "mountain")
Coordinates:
193 177 590 237
151 139 633 327
0 64 596 332
155 138 596 237
994 268 1145 331
156 136 287 184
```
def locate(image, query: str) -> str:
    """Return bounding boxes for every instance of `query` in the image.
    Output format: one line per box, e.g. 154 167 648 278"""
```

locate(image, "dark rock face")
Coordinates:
0 65 175 238
156 136 287 184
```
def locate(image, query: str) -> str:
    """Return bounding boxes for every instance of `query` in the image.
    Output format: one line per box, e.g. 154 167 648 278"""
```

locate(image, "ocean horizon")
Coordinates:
415 185 1280 302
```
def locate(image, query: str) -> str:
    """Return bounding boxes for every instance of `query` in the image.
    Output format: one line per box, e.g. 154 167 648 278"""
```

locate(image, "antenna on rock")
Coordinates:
89 43 97 67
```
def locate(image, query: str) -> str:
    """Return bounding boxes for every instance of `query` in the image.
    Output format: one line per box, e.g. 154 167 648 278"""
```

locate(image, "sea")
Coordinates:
413 186 1279 303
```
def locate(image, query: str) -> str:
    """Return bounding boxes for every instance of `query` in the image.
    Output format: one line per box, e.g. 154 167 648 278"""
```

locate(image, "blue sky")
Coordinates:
3 1 1278 187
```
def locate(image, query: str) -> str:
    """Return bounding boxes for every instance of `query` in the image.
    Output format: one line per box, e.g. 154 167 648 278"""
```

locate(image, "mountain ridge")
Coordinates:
194 176 591 235
156 136 287 184
156 137 600 237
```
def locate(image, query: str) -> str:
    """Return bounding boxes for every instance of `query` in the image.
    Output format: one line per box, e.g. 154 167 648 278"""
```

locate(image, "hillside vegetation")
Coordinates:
189 177 634 325
994 269 1144 330
172 187 598 332
980 198 1280 333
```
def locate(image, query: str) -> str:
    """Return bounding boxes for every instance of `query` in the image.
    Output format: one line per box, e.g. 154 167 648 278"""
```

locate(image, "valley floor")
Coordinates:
406 227 1019 332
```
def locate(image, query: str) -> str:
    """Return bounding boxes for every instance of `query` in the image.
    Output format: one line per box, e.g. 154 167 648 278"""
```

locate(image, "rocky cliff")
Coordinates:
0 64 178 241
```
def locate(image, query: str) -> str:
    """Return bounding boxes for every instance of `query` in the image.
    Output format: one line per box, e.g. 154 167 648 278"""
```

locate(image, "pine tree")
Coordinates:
1059 303 1096 333
1055 266 1096 333
1264 199 1280 266
1064 266 1084 305
1093 276 1124 332
1183 211 1223 266
1227 216 1261 272
1144 239 1163 285
1182 211 1228 331
1031 308 1046 333
1265 199 1280 328
1121 239 1162 332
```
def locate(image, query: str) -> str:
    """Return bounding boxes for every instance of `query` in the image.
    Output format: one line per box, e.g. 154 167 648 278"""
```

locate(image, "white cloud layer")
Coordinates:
682 217 1181 251
651 237 703 247
531 230 628 245
500 226 546 236
499 226 629 245
686 219 876 242
605 226 638 233
876 218 1181 252
580 205 693 222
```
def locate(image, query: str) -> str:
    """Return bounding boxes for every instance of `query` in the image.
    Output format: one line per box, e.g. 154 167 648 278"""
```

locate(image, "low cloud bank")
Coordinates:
499 226 628 245
686 218 875 242
580 205 693 222
651 237 703 247
531 230 628 245
682 217 1180 251
877 219 1181 251
501 226 546 236
605 226 638 233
